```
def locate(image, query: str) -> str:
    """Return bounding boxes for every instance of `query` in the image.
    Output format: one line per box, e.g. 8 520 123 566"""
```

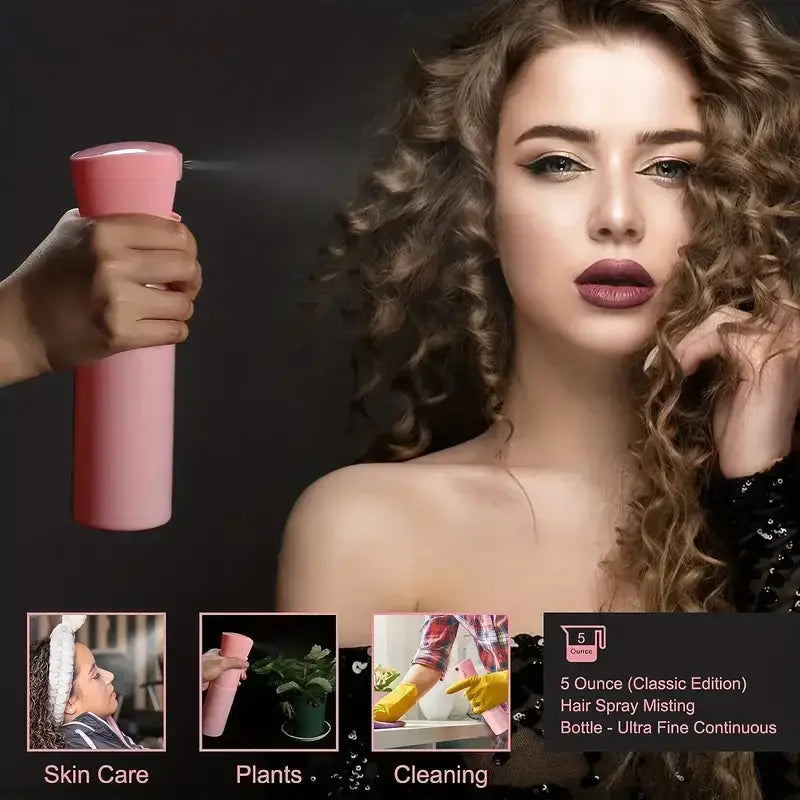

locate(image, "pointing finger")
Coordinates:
446 677 475 695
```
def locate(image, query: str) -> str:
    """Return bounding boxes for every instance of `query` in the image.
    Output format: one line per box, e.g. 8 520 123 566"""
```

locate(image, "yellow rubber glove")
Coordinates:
446 670 508 714
373 683 418 722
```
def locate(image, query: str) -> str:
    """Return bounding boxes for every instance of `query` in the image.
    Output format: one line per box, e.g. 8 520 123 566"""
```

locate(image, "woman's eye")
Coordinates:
523 156 694 182
525 155 587 176
641 159 694 181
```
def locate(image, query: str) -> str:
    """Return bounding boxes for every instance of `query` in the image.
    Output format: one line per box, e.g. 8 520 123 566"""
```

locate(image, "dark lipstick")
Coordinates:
574 260 655 309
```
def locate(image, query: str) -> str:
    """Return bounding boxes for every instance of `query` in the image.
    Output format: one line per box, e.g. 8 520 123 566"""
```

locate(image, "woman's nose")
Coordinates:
589 175 645 244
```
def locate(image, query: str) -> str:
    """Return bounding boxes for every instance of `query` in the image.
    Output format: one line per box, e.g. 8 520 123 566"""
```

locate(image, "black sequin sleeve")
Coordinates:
707 452 800 613
707 452 800 799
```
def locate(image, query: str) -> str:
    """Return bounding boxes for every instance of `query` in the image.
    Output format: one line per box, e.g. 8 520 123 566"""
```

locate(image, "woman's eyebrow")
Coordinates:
514 124 705 146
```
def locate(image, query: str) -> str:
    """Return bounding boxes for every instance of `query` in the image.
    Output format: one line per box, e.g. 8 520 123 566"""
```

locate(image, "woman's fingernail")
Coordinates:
170 212 182 221
643 346 659 373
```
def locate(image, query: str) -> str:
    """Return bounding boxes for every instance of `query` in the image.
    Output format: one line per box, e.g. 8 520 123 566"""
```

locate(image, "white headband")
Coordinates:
47 615 86 725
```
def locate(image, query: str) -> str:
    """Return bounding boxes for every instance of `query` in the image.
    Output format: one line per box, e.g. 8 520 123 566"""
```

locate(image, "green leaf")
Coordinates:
249 662 277 675
251 647 335 694
250 657 291 677
307 677 332 693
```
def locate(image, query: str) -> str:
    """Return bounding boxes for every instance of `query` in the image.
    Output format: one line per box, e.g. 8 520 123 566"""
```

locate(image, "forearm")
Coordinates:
0 343 42 387
398 663 443 700
0 278 47 386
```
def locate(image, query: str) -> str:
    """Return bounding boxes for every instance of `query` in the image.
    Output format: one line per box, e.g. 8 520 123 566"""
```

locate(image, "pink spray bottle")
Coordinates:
455 657 510 736
202 632 254 738
69 142 183 531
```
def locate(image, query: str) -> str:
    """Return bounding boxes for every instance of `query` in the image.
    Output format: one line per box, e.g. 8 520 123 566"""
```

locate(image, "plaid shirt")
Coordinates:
411 614 509 677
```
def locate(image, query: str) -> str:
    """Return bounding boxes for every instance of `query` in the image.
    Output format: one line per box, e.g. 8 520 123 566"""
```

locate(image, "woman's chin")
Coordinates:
560 336 651 365
519 308 657 362
565 322 656 362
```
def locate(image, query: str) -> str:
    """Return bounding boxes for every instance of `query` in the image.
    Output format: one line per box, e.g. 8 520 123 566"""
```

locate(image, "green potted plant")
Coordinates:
250 645 335 740
373 663 401 709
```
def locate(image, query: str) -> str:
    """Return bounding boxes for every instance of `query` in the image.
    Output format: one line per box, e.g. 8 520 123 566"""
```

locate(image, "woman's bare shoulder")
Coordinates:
275 462 448 632
284 462 443 539
274 446 517 638
285 430 500 537
286 432 496 529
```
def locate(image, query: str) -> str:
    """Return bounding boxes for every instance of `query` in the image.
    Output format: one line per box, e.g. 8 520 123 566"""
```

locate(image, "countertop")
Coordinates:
373 718 493 749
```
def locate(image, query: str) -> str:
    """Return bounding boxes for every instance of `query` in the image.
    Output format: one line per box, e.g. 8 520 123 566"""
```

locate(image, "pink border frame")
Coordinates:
26 611 167 753
198 612 340 753
370 611 512 754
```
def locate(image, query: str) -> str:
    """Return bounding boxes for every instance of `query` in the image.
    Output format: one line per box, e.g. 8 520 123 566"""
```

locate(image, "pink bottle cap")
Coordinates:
220 632 254 659
70 142 182 218
71 141 182 177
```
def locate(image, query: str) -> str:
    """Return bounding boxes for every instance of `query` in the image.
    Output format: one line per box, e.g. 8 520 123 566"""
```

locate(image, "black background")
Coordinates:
200 614 337 751
4 0 799 796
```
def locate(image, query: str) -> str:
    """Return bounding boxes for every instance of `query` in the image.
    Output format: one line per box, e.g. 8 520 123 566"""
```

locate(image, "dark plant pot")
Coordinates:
287 696 327 738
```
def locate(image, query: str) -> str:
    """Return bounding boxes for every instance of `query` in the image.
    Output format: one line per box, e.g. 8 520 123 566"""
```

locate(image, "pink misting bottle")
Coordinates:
202 632 254 737
70 142 184 531
455 657 510 736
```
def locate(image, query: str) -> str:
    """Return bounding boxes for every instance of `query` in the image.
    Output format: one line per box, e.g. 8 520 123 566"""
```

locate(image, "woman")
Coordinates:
277 0 800 797
28 615 145 750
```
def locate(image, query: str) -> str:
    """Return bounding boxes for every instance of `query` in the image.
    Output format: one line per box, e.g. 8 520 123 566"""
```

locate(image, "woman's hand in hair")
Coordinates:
671 280 800 478
0 209 202 387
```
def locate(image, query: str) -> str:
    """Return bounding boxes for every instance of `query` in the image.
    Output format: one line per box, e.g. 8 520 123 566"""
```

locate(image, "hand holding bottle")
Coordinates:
201 648 248 691
0 209 201 386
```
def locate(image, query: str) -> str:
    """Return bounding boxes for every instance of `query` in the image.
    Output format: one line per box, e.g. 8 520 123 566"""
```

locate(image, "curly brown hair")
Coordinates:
29 638 74 749
319 0 800 796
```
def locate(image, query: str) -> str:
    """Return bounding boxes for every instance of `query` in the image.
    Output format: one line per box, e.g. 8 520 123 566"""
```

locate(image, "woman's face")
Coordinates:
66 642 118 719
494 35 704 359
